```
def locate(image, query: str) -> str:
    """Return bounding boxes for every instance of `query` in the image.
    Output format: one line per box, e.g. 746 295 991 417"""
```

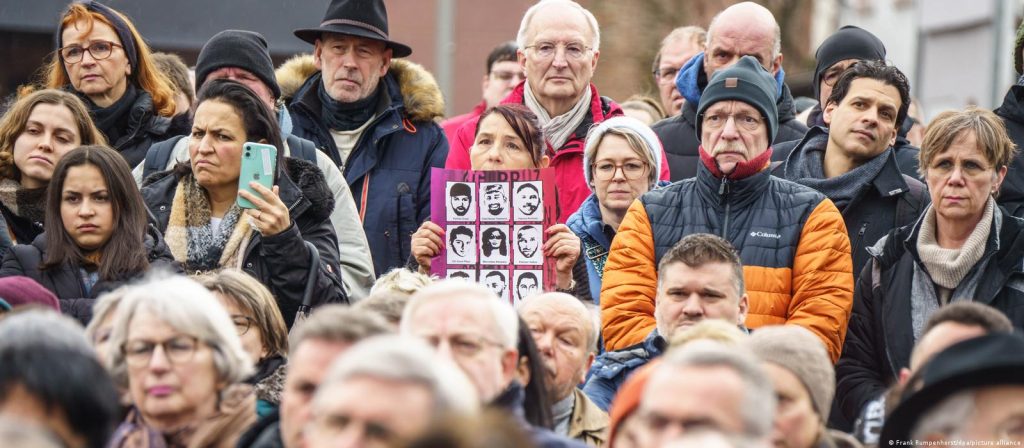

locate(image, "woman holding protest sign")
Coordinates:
409 104 586 300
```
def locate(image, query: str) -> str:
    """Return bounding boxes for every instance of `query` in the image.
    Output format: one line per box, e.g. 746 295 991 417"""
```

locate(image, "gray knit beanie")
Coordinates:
747 325 835 422
582 116 664 190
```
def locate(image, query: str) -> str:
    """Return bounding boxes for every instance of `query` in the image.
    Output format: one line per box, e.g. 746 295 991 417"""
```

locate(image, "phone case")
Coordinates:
237 142 278 209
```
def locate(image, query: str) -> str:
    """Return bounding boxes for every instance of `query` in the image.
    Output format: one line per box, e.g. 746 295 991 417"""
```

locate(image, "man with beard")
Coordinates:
584 234 749 411
449 183 473 217
517 226 542 260
484 185 508 217
519 293 608 445
516 183 542 218
600 57 853 364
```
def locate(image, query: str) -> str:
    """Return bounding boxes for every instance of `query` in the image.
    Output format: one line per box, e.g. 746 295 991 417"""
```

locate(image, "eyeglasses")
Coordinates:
123 335 200 368
59 40 123 64
700 112 766 132
524 41 593 60
592 160 650 181
231 315 256 336
421 334 503 357
654 67 680 85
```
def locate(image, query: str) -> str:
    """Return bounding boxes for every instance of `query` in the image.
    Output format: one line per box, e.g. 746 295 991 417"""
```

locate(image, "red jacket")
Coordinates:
441 100 487 144
444 82 671 222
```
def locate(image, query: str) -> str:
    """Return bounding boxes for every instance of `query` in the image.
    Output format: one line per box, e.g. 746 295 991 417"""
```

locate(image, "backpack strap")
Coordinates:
286 134 319 164
894 176 927 227
142 135 186 180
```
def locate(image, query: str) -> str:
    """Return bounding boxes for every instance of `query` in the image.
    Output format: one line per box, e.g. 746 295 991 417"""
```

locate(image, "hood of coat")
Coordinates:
997 85 1024 124
276 54 445 123
676 52 795 123
142 157 335 225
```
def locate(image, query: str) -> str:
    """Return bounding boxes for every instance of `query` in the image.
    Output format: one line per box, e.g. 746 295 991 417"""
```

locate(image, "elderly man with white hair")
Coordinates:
633 341 776 447
401 280 587 447
444 0 671 222
519 293 607 446
304 335 478 448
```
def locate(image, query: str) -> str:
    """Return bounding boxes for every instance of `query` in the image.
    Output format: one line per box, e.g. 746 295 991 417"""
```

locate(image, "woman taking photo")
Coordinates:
566 116 664 304
141 79 345 326
106 274 255 447
410 104 586 300
42 1 186 166
837 107 1024 424
0 145 177 323
199 269 289 418
0 89 106 257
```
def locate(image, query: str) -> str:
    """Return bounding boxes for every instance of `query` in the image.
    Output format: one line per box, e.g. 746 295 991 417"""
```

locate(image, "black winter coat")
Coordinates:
773 126 930 275
996 85 1024 217
835 208 1024 423
141 158 346 327
652 83 808 181
0 224 180 324
98 91 190 168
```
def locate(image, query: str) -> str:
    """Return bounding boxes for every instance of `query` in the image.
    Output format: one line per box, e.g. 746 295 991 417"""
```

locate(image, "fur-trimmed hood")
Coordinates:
276 55 444 123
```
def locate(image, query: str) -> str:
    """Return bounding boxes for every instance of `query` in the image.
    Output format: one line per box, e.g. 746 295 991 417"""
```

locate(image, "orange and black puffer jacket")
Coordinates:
600 161 854 362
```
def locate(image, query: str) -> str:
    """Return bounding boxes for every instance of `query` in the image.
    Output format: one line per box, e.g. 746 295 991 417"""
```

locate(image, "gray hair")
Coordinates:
369 268 434 296
401 280 519 350
707 2 782 62
106 274 253 388
909 390 975 440
657 341 775 439
516 0 601 52
84 287 129 344
517 292 597 355
289 304 392 352
313 335 479 415
0 417 64 448
0 309 91 353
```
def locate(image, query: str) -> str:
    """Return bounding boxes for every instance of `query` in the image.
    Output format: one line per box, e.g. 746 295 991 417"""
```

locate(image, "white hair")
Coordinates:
706 2 782 60
0 309 91 354
106 274 253 388
517 292 597 355
400 280 519 350
85 286 129 344
314 335 479 416
657 341 775 439
909 390 975 440
370 268 434 296
516 0 601 52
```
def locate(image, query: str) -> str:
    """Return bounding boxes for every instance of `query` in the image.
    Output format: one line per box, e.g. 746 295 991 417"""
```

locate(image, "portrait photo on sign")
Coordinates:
480 182 509 221
446 182 475 221
513 181 543 221
482 270 510 302
514 270 542 303
446 225 476 265
447 269 476 282
479 225 511 265
514 224 544 265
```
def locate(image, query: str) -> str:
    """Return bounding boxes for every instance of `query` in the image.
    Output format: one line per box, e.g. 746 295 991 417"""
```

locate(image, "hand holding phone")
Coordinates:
237 142 277 209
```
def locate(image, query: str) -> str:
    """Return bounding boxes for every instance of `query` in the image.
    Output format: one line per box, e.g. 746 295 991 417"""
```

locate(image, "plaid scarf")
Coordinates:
163 173 252 273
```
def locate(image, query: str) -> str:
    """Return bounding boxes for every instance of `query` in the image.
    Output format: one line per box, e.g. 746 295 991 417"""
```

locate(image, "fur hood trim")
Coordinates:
276 55 445 123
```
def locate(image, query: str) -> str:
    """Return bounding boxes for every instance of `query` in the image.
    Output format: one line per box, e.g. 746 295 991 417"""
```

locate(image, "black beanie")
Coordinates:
813 25 886 102
696 56 779 143
195 30 281 99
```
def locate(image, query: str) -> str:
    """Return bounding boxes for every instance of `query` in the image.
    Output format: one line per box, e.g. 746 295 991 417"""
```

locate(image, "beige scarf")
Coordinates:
523 81 592 150
916 197 994 292
163 174 253 273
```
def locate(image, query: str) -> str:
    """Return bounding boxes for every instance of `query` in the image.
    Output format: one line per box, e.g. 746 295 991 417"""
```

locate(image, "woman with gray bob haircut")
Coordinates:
105 273 256 447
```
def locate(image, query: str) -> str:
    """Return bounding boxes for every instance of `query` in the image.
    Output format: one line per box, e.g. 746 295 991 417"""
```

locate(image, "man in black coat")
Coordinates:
995 21 1024 217
774 60 928 278
652 1 807 180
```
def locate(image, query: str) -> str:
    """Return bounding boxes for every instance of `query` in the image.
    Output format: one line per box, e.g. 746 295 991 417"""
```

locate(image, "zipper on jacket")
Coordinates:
718 178 731 238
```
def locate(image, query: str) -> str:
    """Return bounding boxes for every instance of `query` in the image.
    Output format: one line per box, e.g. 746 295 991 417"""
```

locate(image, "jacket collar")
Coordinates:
784 126 911 201
997 84 1024 124
568 388 608 440
696 151 772 211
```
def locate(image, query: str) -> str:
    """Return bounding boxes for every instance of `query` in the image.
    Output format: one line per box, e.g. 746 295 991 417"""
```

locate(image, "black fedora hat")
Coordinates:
294 0 412 58
880 333 1024 444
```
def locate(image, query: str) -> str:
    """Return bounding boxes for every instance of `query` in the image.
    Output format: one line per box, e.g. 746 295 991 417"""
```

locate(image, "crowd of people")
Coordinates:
1 0 1024 446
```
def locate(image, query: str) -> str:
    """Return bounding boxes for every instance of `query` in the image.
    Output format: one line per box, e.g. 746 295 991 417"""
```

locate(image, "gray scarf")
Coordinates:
523 81 592 150
551 390 575 436
785 132 890 210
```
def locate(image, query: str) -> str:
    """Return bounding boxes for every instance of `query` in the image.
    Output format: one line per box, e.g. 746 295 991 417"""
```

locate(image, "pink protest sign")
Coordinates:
430 167 556 305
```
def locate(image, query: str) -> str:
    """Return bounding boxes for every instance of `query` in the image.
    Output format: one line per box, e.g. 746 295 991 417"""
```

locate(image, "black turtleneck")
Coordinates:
318 81 382 131
80 84 140 144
